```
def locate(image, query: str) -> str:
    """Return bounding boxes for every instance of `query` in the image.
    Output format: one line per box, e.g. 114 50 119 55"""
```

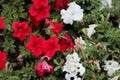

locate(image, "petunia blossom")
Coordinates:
36 61 54 76
46 19 63 35
12 21 32 41
29 15 40 27
0 16 6 29
86 24 97 38
53 0 70 11
74 36 86 50
29 0 50 21
103 60 120 76
44 36 60 60
60 2 83 25
99 0 112 10
63 52 85 80
0 51 7 70
59 34 74 52
26 35 45 58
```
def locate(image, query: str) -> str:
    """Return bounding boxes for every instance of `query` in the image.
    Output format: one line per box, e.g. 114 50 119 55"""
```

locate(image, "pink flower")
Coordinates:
12 21 32 41
0 51 7 70
0 16 6 29
36 61 54 76
29 0 50 21
59 34 74 52
44 36 60 60
46 19 63 35
26 35 45 58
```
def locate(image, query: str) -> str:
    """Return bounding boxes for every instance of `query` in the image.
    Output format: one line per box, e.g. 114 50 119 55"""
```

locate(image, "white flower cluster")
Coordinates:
103 60 120 76
99 0 112 10
60 2 83 25
63 52 85 80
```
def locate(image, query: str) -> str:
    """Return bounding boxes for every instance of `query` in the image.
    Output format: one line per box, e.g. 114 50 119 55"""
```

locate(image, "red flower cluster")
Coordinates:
0 51 7 70
46 19 63 35
26 35 60 60
0 16 6 29
36 61 54 77
53 0 70 11
12 21 32 41
29 0 50 26
60 34 74 52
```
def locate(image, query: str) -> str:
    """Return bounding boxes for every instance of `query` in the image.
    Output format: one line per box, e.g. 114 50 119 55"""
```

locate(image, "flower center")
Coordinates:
18 28 22 31
38 7 43 11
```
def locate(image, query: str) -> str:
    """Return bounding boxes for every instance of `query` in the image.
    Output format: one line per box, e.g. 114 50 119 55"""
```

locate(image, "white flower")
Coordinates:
99 0 112 10
60 2 83 25
119 24 120 28
63 52 85 80
103 60 120 76
86 24 96 38
77 64 86 76
66 52 80 63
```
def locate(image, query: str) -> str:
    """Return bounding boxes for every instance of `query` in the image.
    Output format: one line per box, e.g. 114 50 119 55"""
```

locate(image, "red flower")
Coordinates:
26 35 45 58
0 51 7 70
12 21 32 41
59 34 74 52
36 61 54 76
46 19 63 35
29 0 50 21
29 15 40 27
53 0 70 11
44 37 60 60
0 17 6 29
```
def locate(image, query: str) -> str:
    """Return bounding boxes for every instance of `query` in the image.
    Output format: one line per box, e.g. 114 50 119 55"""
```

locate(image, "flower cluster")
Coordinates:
63 52 85 80
0 0 120 79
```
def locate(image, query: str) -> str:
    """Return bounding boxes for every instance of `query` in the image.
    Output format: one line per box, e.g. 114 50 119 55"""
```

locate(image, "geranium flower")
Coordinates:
60 2 83 25
0 51 7 70
53 0 70 11
99 0 112 10
26 35 45 58
46 19 63 35
103 60 120 76
44 36 60 60
86 24 97 38
59 34 74 52
0 16 6 29
36 61 54 76
29 0 50 21
12 21 32 41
